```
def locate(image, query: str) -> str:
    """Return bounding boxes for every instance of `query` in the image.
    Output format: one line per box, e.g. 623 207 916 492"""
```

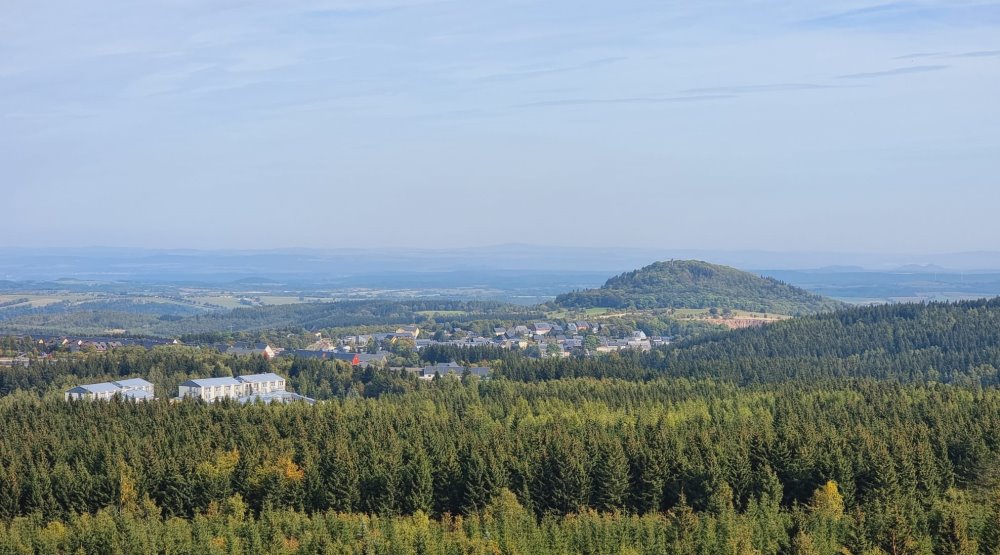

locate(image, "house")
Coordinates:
178 377 244 401
532 323 552 335
341 335 373 346
237 373 286 395
113 378 155 396
177 372 311 403
420 361 464 379
395 325 420 338
65 382 126 401
225 342 276 359
562 337 584 349
331 352 361 365
494 327 507 337
287 349 332 360
390 333 418 343
467 367 490 378
65 378 155 401
418 363 490 380
500 339 528 350
357 352 389 367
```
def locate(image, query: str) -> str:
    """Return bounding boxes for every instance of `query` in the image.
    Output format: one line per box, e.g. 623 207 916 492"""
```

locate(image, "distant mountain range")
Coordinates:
4 245 1000 282
554 260 845 315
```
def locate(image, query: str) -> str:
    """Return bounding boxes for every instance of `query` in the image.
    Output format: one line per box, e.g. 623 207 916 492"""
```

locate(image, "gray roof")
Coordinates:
237 373 284 383
68 382 121 394
113 378 153 389
180 377 242 387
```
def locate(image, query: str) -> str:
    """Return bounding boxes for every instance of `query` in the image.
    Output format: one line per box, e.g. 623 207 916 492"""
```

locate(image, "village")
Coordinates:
287 320 671 361
28 319 674 402
5 317 672 369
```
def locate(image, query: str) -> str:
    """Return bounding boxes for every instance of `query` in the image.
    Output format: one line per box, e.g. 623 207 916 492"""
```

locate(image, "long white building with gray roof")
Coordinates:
65 378 155 401
177 373 309 403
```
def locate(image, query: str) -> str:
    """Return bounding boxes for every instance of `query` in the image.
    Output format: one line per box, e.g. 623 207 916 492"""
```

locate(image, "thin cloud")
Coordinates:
892 52 946 60
682 83 835 95
474 57 626 83
515 94 734 108
803 3 924 28
953 50 1000 58
836 64 949 79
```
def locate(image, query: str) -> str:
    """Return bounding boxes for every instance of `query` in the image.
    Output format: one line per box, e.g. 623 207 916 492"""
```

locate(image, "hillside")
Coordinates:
493 298 1000 386
553 260 844 315
0 299 543 337
661 297 1000 385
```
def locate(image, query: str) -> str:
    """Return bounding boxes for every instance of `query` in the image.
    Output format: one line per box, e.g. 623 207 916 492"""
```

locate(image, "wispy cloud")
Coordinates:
515 94 733 108
681 83 834 95
953 49 1000 58
836 64 949 79
472 57 626 83
802 2 1000 30
892 52 946 60
803 3 929 29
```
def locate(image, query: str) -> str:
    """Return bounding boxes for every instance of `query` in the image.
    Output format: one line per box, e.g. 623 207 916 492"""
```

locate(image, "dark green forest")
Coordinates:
4 299 1000 553
554 260 845 315
0 299 544 338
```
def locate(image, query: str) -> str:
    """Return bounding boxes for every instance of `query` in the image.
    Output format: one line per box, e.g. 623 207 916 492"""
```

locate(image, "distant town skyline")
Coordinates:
4 1 999 252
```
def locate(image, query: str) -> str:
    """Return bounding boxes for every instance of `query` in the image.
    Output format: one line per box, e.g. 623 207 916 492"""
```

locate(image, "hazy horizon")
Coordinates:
5 1 1000 252
7 245 1000 282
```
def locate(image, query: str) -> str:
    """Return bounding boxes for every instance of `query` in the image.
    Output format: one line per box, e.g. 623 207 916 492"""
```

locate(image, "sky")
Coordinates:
3 0 999 252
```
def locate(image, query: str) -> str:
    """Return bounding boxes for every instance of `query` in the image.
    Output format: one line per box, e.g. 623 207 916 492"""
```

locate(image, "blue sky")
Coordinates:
3 0 999 252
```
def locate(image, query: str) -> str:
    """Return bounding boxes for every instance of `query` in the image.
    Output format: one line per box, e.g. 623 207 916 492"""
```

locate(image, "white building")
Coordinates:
178 377 244 401
237 373 286 395
177 373 289 402
65 378 155 401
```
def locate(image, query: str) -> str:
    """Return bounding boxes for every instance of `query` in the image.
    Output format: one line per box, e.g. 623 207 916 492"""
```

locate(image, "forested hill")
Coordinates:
553 260 844 315
663 297 1000 384
492 298 1000 385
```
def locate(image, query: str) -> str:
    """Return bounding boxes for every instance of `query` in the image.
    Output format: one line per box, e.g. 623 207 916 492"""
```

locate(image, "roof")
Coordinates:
180 377 242 387
68 382 121 394
112 378 153 389
237 373 285 383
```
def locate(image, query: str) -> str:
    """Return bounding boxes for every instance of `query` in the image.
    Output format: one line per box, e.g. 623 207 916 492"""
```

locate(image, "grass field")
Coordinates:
0 293 95 308
544 307 611 319
670 308 782 318
415 310 469 317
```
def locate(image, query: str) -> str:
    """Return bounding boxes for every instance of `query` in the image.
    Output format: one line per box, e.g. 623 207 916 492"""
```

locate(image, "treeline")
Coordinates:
1 379 999 552
11 299 1000 397
1 486 990 554
490 299 1000 385
0 299 545 338
0 347 421 400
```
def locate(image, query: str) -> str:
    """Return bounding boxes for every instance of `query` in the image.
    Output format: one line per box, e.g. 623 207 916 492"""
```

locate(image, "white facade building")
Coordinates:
65 378 155 401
